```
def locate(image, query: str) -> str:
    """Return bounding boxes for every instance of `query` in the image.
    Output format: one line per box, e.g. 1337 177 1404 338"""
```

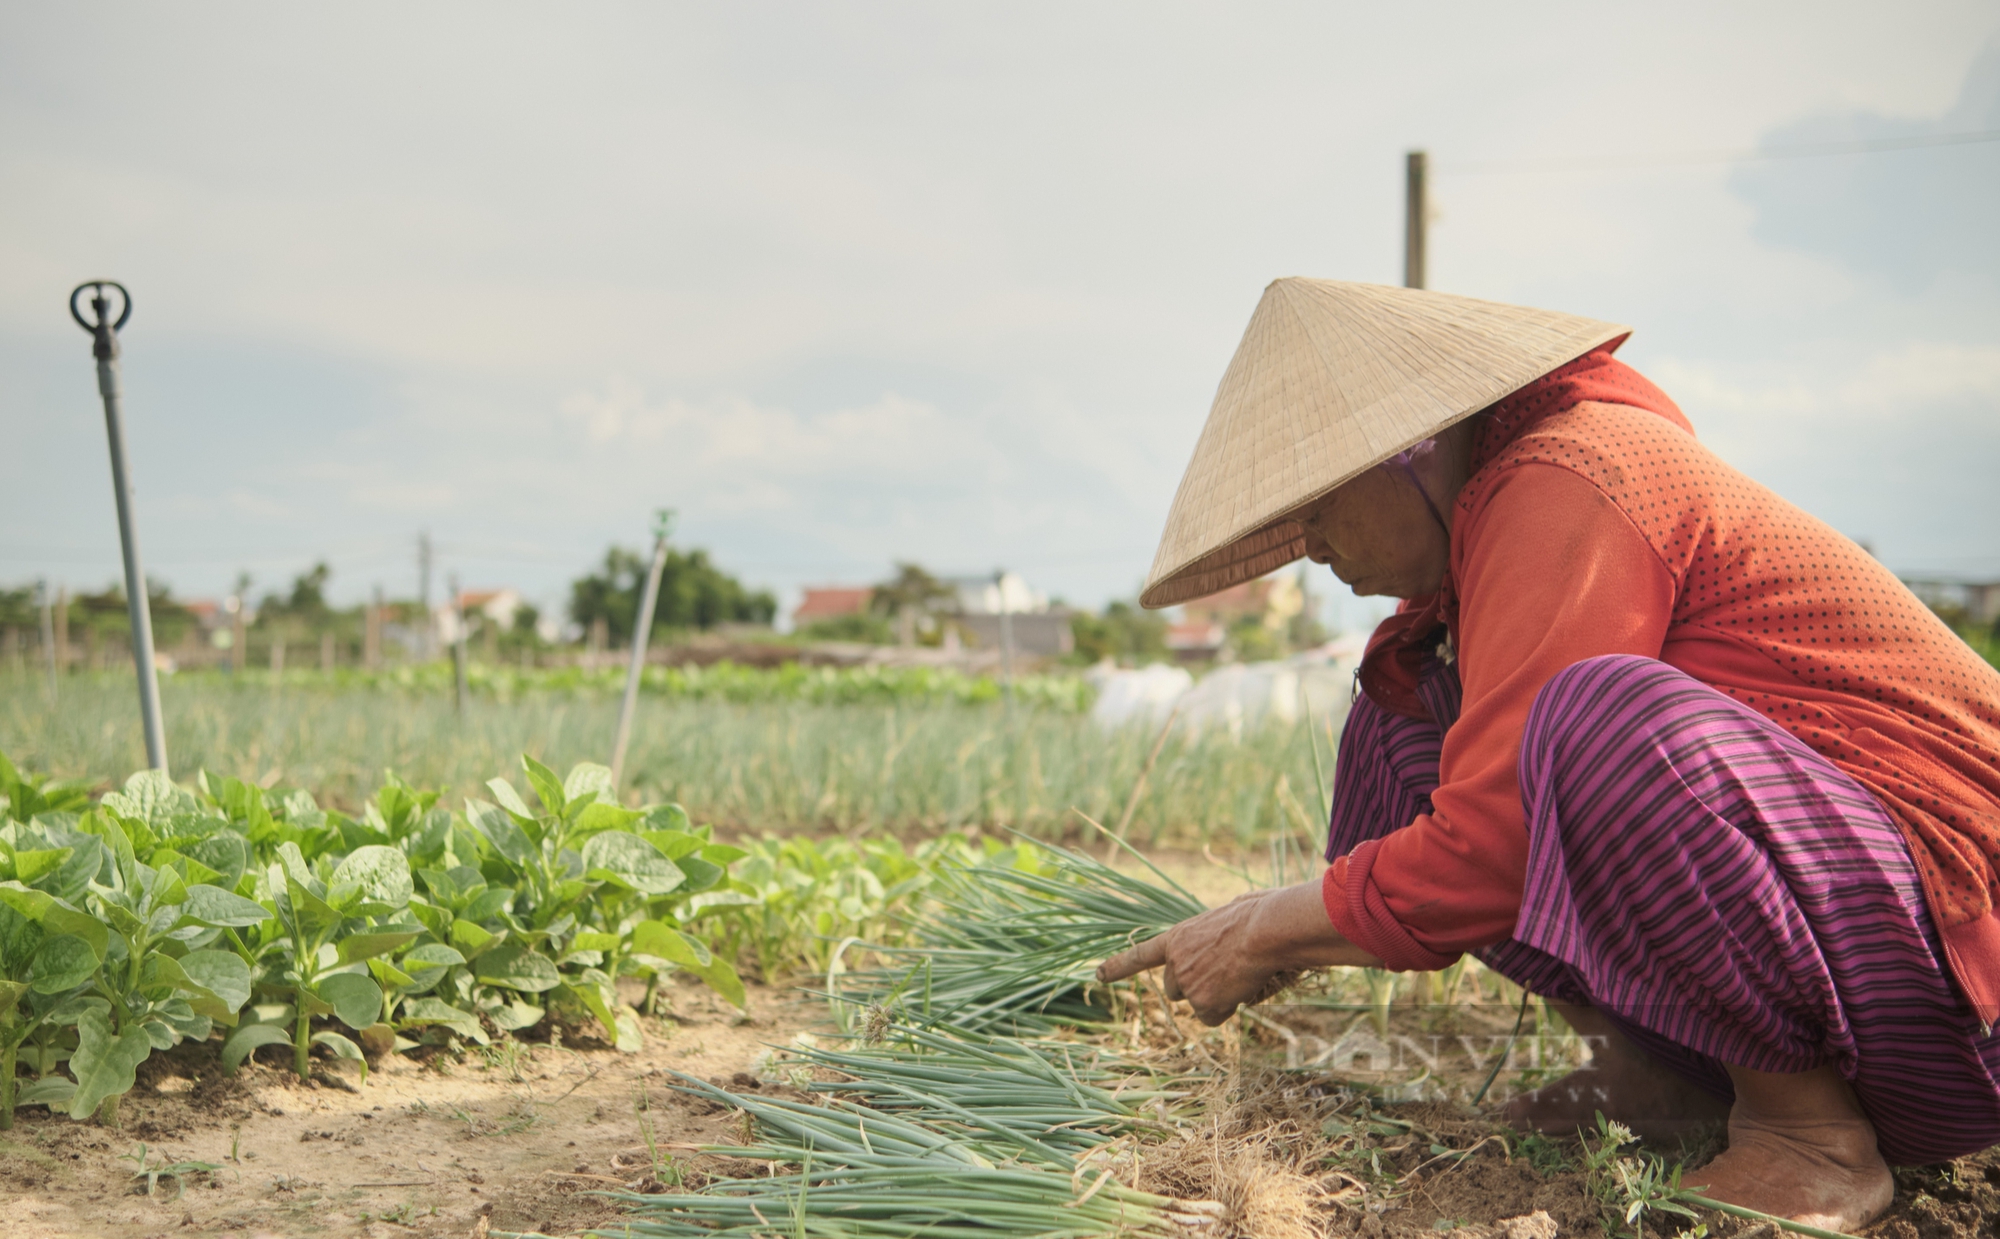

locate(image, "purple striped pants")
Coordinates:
1327 652 2000 1164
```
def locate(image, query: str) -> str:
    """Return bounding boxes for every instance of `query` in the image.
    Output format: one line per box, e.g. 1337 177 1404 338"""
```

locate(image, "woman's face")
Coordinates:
1296 464 1451 599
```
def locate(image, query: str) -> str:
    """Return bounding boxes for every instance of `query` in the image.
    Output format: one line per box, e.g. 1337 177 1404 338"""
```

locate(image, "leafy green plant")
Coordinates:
73 803 269 1122
0 815 107 1127
1 771 276 1125
0 752 92 822
459 757 745 1047
225 841 418 1082
706 834 981 983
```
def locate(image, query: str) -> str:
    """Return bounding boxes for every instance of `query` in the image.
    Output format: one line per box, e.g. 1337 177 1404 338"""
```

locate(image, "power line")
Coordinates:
1446 127 2000 176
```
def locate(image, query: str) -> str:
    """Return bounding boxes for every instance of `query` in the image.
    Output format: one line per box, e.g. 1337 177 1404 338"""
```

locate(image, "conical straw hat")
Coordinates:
1139 278 1628 608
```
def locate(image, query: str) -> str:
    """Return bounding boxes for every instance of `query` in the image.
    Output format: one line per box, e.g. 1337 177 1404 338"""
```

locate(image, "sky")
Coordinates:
2 3 1996 632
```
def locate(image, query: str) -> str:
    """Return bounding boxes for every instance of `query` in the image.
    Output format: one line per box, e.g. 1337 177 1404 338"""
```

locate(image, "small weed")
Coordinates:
121 1143 221 1200
479 1039 531 1082
637 1111 686 1188
1580 1113 1699 1238
446 1095 539 1138
1517 1130 1573 1175
362 1199 437 1225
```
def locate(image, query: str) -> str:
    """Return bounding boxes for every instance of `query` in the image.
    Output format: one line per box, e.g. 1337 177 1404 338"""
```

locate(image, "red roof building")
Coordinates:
792 586 873 628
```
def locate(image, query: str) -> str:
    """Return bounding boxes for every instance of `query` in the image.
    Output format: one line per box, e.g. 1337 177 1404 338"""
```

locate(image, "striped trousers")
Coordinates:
1326 652 2000 1164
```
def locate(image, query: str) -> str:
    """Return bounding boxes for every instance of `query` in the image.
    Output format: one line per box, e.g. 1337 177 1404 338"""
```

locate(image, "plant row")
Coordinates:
0 749 750 1129
176 659 1097 711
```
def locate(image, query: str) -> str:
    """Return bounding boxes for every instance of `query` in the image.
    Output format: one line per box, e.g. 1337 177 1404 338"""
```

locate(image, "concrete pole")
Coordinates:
36 578 57 700
994 569 1016 706
365 584 383 670
450 573 469 715
611 510 674 791
419 532 435 660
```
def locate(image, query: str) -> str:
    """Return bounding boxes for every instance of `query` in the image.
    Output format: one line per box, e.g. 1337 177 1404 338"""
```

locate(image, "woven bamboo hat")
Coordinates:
1139 278 1628 608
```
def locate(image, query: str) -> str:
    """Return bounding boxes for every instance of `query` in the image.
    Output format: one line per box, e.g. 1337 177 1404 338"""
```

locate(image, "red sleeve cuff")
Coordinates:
1323 839 1459 972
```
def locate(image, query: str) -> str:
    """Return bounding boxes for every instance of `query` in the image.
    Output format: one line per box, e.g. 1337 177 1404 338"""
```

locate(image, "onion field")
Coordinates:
0 670 1328 847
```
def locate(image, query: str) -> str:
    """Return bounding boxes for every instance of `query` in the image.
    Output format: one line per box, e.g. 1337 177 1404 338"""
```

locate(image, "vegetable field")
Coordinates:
6 678 2000 1238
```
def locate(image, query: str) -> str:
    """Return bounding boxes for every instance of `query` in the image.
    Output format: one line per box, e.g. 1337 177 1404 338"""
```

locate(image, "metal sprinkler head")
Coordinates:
70 280 131 361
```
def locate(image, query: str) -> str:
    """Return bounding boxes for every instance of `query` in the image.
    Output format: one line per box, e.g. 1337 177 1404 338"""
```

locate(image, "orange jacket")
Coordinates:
1324 349 2000 1022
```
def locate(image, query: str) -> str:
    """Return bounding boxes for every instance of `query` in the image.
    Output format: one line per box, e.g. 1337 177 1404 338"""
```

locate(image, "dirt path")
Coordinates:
0 979 818 1239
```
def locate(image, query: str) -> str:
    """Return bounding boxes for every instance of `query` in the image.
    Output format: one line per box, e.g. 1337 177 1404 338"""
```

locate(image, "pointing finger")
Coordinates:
1096 933 1169 983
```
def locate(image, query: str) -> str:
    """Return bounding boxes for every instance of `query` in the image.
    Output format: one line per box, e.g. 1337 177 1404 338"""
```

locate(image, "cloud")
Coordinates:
1648 341 2000 574
1728 40 2000 291
1651 340 2000 424
556 382 980 487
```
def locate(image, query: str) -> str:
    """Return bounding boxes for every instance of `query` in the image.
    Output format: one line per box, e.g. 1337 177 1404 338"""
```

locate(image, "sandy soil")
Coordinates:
0 977 817 1239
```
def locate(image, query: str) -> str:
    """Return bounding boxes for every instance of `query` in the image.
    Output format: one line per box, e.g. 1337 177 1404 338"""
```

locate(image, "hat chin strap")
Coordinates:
1388 450 1452 538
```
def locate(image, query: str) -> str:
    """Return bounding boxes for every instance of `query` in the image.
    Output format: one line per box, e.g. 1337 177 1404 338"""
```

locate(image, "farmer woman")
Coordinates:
1099 279 2000 1228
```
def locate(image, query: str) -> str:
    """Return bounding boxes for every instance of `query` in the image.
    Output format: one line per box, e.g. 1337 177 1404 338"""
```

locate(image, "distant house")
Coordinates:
793 586 873 630
953 610 1075 657
1164 619 1227 658
439 588 523 642
1178 573 1303 631
181 599 226 633
930 573 1073 655
940 572 1047 616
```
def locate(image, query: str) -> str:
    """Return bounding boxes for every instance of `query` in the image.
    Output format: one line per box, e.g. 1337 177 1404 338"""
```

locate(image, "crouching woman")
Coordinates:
1100 279 2000 1229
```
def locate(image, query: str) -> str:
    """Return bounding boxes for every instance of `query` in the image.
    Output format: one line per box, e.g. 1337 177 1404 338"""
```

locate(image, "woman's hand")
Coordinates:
1095 880 1383 1025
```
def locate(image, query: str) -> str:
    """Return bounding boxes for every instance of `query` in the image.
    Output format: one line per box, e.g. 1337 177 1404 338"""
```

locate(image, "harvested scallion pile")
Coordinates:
597 1067 1222 1238
836 838 1206 1033
786 1020 1195 1159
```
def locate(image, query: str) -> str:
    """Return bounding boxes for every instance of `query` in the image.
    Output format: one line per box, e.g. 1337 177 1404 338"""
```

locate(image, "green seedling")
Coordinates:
121 1142 220 1200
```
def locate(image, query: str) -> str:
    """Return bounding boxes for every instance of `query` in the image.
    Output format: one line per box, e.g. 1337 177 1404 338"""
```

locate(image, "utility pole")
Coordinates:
449 572 469 715
228 591 247 675
365 584 383 670
53 587 69 676
70 281 168 773
611 509 674 791
1404 149 1429 290
418 532 434 660
993 569 1017 705
36 578 57 700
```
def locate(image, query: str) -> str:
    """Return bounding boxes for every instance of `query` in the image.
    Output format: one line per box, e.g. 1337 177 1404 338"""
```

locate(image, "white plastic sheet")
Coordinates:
1086 636 1365 742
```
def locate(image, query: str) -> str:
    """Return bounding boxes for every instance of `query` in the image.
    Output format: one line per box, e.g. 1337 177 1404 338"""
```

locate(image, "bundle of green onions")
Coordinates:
596 1065 1221 1238
786 1021 1193 1160
836 839 1207 1034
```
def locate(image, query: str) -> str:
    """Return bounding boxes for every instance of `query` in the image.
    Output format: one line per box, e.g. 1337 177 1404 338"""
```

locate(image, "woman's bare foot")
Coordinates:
1683 1062 1892 1230
1500 1001 1730 1139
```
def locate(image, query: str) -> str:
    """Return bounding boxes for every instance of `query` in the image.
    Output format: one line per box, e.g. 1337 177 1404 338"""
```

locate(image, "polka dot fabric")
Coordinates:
1449 351 2000 1012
